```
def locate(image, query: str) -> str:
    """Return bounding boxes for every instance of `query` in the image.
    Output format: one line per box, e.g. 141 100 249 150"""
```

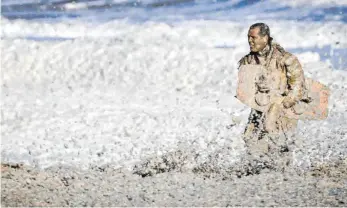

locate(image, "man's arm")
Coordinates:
282 53 305 108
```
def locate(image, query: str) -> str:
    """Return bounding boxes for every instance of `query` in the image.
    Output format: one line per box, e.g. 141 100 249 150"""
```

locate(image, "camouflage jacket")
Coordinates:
238 42 306 103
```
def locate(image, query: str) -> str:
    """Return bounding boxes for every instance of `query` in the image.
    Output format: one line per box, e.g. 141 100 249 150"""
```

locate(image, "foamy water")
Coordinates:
1 1 347 170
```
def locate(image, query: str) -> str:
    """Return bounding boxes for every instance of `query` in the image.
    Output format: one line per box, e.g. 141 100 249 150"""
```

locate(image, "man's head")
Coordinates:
248 23 271 53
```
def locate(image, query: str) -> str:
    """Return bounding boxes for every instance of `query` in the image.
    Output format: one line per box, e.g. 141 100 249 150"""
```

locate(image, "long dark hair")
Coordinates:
249 22 273 44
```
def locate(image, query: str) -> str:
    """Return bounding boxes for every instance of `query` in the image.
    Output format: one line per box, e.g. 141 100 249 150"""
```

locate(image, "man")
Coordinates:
239 23 306 138
237 23 307 170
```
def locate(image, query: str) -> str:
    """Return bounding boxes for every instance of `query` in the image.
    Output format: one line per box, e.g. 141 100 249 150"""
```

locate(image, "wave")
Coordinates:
1 0 346 22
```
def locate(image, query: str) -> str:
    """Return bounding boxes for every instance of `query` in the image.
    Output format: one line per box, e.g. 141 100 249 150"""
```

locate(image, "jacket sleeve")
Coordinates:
283 53 305 102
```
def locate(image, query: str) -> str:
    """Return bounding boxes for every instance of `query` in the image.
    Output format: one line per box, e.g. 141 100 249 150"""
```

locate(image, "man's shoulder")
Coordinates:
238 53 251 66
272 43 299 66
281 51 299 66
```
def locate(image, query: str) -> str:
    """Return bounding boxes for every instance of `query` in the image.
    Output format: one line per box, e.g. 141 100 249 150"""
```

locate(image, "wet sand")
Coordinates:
2 159 346 207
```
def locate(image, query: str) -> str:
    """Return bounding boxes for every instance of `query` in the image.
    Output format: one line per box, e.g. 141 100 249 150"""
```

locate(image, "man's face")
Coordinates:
248 27 268 52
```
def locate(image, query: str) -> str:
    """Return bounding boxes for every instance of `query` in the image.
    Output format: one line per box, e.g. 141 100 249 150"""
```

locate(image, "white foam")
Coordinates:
273 0 347 7
1 19 346 170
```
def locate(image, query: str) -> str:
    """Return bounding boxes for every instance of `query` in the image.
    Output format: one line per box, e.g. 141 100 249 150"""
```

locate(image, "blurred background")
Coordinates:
1 0 346 22
1 0 347 70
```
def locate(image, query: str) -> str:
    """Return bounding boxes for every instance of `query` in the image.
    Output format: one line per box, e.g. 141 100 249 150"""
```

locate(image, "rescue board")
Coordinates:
236 65 330 120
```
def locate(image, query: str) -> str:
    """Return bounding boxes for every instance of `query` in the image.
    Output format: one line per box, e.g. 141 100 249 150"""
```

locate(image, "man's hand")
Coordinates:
282 96 296 108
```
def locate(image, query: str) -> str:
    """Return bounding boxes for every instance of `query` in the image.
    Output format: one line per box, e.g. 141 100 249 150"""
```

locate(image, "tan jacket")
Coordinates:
238 42 306 103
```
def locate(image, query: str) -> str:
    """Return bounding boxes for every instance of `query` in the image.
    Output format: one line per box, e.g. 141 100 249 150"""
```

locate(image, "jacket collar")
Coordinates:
257 44 271 57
